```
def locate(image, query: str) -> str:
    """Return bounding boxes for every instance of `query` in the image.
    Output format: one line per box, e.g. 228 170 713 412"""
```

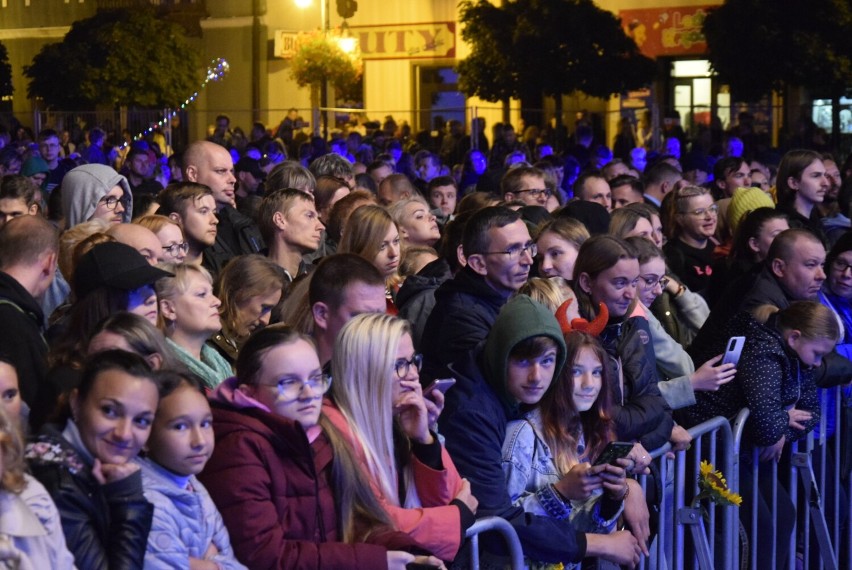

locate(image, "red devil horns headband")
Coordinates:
555 299 609 336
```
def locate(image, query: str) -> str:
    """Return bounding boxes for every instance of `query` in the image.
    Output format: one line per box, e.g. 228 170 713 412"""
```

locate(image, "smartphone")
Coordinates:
425 378 456 394
722 336 745 366
593 441 635 466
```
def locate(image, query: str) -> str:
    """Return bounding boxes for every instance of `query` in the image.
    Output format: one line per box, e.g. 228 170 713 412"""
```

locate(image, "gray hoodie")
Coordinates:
60 164 132 228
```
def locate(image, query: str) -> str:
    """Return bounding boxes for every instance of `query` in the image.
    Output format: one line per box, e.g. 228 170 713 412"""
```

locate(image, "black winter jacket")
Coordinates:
599 311 674 451
420 266 508 377
26 424 153 570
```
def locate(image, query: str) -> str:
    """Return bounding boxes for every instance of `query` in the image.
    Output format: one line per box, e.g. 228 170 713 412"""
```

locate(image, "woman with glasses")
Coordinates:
136 214 189 264
323 313 478 561
661 185 719 297
625 237 735 411
200 324 441 569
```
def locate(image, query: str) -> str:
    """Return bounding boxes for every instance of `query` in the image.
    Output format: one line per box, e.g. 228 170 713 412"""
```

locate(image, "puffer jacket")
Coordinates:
138 458 245 570
598 305 673 451
199 377 413 569
25 422 153 570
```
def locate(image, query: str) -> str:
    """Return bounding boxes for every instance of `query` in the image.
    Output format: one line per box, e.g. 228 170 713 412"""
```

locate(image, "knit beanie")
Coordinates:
728 186 775 235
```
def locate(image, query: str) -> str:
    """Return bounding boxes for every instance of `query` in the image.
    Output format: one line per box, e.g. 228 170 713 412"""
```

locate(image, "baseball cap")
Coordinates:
74 242 173 298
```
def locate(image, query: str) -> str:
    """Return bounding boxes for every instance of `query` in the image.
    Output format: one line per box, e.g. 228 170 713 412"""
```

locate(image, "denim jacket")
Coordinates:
501 409 623 534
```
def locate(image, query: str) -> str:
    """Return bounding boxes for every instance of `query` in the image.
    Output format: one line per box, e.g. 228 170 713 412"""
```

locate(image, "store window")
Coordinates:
414 65 465 133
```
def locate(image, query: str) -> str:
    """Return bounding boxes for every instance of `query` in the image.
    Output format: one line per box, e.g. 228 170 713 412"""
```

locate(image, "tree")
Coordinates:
0 41 11 99
25 8 201 109
458 0 656 106
703 0 852 102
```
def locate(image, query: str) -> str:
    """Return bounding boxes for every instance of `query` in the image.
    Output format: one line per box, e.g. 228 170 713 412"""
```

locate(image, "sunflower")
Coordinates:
695 460 742 507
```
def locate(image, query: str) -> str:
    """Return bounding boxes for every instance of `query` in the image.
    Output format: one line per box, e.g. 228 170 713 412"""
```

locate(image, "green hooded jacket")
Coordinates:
482 295 568 414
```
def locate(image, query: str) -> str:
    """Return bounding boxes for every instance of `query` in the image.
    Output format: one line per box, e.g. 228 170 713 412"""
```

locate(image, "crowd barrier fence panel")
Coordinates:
465 516 525 570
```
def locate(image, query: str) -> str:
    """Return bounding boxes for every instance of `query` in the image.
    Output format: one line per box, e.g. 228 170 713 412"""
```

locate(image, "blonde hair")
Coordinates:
330 313 412 504
398 246 438 278
516 277 573 312
155 263 214 329
339 205 400 287
135 214 182 236
753 301 841 342
59 219 111 283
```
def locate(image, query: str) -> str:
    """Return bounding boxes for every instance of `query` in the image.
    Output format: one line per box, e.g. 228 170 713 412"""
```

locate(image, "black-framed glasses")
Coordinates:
266 374 331 400
640 275 670 290
162 242 190 256
98 195 127 210
394 354 423 378
832 259 852 273
515 188 552 199
481 242 538 260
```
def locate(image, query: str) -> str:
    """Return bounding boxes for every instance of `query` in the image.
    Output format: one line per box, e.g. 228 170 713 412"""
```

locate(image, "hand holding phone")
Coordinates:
425 378 456 394
593 441 635 466
722 336 745 366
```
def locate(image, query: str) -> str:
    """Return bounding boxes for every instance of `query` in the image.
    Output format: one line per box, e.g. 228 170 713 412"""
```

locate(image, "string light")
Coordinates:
121 58 230 148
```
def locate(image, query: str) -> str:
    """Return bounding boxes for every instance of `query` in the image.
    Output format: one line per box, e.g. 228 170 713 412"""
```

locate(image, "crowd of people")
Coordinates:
0 111 849 569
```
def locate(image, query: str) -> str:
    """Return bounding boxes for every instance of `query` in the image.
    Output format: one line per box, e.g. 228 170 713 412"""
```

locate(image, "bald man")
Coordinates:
182 141 264 276
107 223 163 265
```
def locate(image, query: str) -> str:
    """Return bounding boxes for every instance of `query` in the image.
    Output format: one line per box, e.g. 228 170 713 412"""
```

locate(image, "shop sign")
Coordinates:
351 22 456 60
619 6 713 57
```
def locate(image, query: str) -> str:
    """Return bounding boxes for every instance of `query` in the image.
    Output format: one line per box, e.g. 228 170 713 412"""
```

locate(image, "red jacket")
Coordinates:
323 400 466 560
200 383 416 569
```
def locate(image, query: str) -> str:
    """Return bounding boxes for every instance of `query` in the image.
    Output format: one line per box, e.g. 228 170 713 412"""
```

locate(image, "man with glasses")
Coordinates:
501 165 551 207
572 171 612 212
60 163 132 228
421 206 534 375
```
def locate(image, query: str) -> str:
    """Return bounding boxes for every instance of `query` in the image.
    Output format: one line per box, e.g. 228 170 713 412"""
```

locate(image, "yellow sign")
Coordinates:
351 22 456 60
274 30 300 59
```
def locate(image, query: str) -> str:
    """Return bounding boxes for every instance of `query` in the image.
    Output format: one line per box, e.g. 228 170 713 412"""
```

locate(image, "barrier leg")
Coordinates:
793 452 838 570
679 507 714 570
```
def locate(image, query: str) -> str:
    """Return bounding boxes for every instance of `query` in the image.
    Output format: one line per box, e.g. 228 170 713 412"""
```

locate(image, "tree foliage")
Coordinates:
0 42 11 98
704 0 852 101
25 8 201 109
458 0 656 102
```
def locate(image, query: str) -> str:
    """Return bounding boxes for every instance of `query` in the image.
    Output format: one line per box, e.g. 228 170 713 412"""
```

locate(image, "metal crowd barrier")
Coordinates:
732 385 852 570
638 415 740 570
465 516 525 570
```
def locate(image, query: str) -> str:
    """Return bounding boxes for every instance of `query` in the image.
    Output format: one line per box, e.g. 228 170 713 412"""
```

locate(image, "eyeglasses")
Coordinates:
481 242 538 260
682 204 719 218
515 188 552 199
98 195 127 210
832 259 852 273
265 374 332 400
640 275 670 290
394 354 423 378
162 242 190 256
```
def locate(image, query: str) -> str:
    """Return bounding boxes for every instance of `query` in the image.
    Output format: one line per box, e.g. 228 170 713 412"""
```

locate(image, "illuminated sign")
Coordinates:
619 6 713 58
351 22 456 60
274 30 300 59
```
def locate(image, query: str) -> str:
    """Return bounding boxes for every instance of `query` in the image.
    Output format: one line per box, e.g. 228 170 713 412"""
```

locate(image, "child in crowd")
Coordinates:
139 372 245 570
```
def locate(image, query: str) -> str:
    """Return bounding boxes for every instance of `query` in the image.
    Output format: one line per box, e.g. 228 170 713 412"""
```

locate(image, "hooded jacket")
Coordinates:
60 164 132 228
439 296 592 564
199 377 414 570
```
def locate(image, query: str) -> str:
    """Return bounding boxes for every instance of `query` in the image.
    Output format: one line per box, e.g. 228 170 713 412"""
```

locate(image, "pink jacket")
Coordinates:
322 400 465 560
